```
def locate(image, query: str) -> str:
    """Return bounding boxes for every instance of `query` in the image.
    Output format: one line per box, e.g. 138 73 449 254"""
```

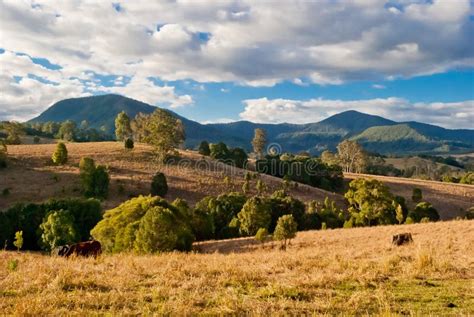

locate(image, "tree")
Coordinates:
230 147 248 168
412 188 423 203
198 141 211 156
132 109 185 162
344 178 396 226
115 111 132 141
252 128 267 159
0 140 7 168
273 215 297 249
210 142 230 160
57 120 77 141
3 121 24 144
124 138 134 149
79 157 109 199
320 150 339 166
256 179 267 195
52 142 68 165
237 196 272 236
151 172 168 197
336 140 367 173
255 228 269 246
408 202 440 222
268 190 305 231
39 210 78 250
396 204 404 224
13 231 23 251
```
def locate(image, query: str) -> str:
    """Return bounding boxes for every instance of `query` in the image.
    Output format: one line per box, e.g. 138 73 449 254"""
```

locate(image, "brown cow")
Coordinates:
63 240 102 257
392 233 413 246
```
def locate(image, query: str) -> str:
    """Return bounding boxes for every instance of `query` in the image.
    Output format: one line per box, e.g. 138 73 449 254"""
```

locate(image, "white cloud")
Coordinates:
372 84 386 89
200 118 236 124
240 97 474 129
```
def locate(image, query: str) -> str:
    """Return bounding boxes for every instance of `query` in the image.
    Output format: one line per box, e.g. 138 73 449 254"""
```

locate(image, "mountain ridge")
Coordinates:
30 94 474 155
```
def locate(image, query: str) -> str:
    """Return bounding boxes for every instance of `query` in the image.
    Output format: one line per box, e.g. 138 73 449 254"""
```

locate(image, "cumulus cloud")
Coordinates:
240 97 474 129
0 0 472 120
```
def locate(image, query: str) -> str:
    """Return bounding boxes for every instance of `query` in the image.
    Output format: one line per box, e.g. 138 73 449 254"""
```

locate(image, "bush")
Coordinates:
408 202 440 223
268 190 305 231
79 157 110 199
13 231 23 251
91 195 194 253
237 196 272 236
255 228 269 245
465 207 474 220
174 198 214 241
33 136 40 144
198 141 211 156
151 172 168 197
459 172 474 185
39 210 78 250
412 188 423 203
124 138 134 150
273 215 297 248
52 142 68 165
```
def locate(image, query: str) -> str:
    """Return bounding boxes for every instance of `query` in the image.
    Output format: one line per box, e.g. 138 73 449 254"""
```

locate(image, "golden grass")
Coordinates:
1 220 473 315
1 142 343 211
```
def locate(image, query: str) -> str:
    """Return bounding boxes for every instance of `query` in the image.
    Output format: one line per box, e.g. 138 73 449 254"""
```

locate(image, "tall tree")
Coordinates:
57 120 77 141
3 121 24 145
252 128 267 159
132 109 185 162
115 111 132 141
336 140 367 173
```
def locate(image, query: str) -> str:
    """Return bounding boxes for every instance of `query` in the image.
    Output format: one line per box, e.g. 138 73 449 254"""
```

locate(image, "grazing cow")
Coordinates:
62 240 102 257
53 245 70 256
392 233 413 246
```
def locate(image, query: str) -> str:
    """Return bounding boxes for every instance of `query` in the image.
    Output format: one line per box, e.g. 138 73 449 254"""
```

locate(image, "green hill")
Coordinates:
30 94 474 155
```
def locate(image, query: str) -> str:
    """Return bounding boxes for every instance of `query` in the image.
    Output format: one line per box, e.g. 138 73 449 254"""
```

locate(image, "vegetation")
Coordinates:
114 111 132 141
209 142 248 168
336 140 367 173
251 128 267 159
13 231 23 251
408 202 440 223
79 157 110 199
237 196 272 236
412 187 423 203
90 195 194 253
39 210 78 250
198 140 211 156
150 172 168 197
273 214 297 249
0 140 7 168
254 227 269 245
124 138 134 149
57 120 77 141
132 109 185 162
51 142 68 165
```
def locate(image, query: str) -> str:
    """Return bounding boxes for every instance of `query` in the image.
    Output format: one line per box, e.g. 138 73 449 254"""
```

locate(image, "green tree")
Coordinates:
408 202 440 223
252 128 267 159
39 210 78 250
132 109 185 162
320 150 339 166
255 228 269 246
273 215 297 249
52 142 68 165
396 204 404 224
198 141 211 156
79 157 109 199
124 138 134 149
344 178 396 226
256 179 267 195
3 122 24 144
268 190 305 231
210 142 230 160
0 140 7 168
412 188 423 203
336 140 367 173
13 231 23 251
151 172 168 197
115 111 132 141
237 196 271 236
230 147 248 168
57 120 77 141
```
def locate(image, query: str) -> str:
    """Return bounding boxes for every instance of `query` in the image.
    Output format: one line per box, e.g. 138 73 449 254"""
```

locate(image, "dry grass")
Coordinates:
345 172 474 219
1 220 473 315
0 142 343 210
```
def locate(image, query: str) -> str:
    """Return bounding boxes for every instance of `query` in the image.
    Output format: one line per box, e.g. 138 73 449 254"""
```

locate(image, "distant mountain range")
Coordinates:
30 94 474 155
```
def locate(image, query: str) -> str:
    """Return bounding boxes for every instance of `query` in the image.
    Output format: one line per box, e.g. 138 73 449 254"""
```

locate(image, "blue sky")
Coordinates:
0 0 473 128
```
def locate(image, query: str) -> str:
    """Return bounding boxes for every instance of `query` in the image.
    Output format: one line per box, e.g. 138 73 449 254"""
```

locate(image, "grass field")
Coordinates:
1 220 473 315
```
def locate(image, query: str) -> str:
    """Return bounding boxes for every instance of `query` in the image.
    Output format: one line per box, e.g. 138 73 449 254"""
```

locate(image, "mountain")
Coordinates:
30 94 474 155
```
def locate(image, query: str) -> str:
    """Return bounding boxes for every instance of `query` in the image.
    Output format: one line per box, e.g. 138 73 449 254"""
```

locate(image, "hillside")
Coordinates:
29 94 474 155
1 220 473 315
1 142 472 219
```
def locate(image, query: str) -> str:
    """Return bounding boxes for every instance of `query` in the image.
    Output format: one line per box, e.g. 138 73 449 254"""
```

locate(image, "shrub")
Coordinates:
255 228 269 245
465 207 474 220
124 138 134 150
256 179 267 195
405 217 415 224
198 141 211 156
230 147 248 168
412 188 423 203
13 231 23 251
408 202 440 223
345 178 396 226
237 196 272 236
210 142 230 160
174 198 214 241
52 142 68 165
33 136 40 144
79 157 109 199
459 172 474 185
91 195 193 253
268 190 305 231
39 210 78 251
273 215 297 249
151 172 168 197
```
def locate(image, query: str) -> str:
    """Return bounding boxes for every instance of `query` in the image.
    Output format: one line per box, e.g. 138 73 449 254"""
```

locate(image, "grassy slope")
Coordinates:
0 142 343 211
1 220 473 315
344 172 473 219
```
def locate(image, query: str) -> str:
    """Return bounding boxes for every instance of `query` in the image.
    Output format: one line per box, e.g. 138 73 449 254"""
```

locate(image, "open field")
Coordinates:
1 220 473 315
0 142 343 211
345 173 473 219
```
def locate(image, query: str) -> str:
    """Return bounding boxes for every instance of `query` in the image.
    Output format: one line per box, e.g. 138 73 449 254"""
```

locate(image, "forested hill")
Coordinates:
30 94 474 155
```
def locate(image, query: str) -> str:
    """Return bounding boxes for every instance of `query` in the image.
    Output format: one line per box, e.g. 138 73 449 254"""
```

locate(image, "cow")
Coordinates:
55 240 102 258
392 233 413 246
53 245 70 256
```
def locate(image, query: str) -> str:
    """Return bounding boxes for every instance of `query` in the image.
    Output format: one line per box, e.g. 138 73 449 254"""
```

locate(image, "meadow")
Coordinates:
1 220 473 315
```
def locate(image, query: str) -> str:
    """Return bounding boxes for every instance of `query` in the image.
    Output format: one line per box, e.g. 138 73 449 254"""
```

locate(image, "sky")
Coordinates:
0 0 473 129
